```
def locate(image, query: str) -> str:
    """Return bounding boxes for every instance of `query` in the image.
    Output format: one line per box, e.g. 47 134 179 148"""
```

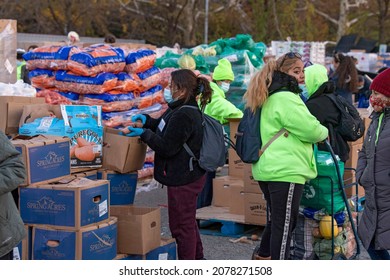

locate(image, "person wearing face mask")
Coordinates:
121 69 213 260
305 64 350 162
356 68 390 260
203 58 243 124
197 58 243 209
247 53 328 260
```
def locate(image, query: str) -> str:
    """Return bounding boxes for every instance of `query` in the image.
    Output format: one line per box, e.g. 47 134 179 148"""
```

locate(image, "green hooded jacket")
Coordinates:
203 82 243 124
305 64 329 97
252 90 328 184
0 131 26 258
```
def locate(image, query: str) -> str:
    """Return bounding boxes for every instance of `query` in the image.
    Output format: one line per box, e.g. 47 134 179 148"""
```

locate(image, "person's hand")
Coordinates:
120 127 144 137
131 114 146 126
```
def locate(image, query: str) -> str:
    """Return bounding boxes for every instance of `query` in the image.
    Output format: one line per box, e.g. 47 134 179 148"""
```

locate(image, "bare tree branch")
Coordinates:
271 0 283 40
314 8 338 25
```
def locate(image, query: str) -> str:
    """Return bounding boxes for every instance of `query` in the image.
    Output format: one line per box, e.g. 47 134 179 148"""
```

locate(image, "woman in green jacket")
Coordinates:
245 53 328 260
0 131 26 260
197 58 243 209
203 58 243 124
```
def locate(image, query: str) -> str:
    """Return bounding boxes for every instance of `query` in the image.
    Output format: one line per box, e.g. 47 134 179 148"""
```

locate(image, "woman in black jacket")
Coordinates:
122 69 212 260
305 64 350 162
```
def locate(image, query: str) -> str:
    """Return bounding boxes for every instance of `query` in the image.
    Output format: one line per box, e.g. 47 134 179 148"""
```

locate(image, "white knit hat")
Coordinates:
67 31 80 42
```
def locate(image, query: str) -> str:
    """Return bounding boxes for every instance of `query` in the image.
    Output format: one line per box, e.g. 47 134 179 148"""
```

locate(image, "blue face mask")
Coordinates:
299 84 309 103
164 88 173 103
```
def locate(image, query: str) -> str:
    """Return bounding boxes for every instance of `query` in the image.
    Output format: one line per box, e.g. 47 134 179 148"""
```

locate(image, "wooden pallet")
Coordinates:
196 206 261 237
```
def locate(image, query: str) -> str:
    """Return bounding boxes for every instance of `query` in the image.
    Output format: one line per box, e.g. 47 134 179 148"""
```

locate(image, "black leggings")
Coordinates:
258 181 303 260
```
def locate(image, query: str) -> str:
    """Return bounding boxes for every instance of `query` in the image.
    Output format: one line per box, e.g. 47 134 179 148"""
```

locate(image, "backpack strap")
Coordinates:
179 105 202 172
183 143 196 171
259 128 289 156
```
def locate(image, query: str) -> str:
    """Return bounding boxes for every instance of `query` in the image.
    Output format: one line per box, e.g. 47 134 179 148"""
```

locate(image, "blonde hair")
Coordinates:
243 54 301 112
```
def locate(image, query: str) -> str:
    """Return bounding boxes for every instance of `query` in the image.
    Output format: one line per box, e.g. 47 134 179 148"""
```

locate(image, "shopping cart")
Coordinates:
290 141 361 260
252 141 361 260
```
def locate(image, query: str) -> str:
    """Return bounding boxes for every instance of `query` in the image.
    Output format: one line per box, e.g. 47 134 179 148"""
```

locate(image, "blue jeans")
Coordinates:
367 239 390 260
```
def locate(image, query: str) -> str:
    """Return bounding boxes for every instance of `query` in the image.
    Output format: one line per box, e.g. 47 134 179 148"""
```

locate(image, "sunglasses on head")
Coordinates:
280 52 302 67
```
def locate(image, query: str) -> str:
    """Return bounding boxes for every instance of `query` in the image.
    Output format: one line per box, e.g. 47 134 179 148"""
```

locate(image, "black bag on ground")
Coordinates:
325 94 365 141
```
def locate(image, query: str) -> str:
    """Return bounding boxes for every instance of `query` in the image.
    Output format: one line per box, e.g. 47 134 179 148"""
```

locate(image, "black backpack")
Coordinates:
181 106 227 172
325 94 365 141
234 107 288 164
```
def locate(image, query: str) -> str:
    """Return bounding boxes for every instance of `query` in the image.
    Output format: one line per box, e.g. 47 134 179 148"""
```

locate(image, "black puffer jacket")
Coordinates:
356 108 390 250
140 97 205 186
306 82 350 162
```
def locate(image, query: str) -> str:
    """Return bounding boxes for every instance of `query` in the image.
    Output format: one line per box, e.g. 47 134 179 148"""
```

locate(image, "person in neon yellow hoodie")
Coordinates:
197 58 243 209
203 58 243 124
245 53 328 260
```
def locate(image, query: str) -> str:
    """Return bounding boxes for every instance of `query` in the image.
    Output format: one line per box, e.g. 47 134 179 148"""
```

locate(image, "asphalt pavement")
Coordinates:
134 169 371 260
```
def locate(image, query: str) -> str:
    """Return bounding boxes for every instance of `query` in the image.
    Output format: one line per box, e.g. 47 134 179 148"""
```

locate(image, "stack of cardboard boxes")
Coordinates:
5 103 176 260
210 118 266 226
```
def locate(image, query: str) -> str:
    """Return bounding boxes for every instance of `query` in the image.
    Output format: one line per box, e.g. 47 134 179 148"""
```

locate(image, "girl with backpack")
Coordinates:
121 69 212 260
245 52 328 260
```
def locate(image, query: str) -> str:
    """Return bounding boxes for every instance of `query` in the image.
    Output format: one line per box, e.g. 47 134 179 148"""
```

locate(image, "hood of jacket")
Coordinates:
268 71 301 94
305 64 329 97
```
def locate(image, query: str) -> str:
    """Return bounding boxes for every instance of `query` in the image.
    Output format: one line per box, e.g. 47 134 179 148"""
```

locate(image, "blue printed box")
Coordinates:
20 178 110 229
97 169 137 205
12 135 71 186
145 238 177 260
32 217 117 260
113 238 177 260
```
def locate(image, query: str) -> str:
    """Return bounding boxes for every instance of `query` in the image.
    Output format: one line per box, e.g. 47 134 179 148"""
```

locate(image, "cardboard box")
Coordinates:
97 169 138 205
19 178 110 229
228 148 244 178
0 96 45 135
229 184 245 215
58 170 98 183
212 176 243 207
0 20 17 84
343 170 365 198
345 143 363 169
110 205 161 255
145 238 177 260
243 164 262 193
226 118 241 142
244 192 267 226
12 135 71 186
103 127 147 173
113 238 177 260
32 217 117 260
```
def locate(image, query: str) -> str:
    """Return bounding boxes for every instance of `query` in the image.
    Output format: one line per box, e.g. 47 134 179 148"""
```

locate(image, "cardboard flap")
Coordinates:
19 103 62 127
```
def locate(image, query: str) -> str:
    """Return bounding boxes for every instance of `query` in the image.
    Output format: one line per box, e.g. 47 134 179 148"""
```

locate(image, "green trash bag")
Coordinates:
301 148 345 214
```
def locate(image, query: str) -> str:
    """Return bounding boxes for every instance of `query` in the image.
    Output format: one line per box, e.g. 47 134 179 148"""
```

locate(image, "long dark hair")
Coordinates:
332 53 358 93
170 69 212 110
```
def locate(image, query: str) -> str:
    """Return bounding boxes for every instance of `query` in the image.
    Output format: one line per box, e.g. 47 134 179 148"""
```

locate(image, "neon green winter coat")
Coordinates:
252 91 328 185
203 82 243 125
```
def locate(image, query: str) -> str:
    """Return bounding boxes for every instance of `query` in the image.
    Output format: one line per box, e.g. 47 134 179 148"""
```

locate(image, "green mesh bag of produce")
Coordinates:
228 34 256 51
155 51 181 69
301 147 346 213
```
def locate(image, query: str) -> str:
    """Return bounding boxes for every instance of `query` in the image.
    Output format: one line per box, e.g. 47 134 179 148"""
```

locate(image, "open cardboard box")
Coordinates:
103 127 147 173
